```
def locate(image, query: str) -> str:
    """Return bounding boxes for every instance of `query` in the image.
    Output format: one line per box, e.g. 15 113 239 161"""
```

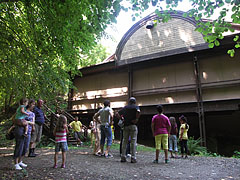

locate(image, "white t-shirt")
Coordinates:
98 106 113 126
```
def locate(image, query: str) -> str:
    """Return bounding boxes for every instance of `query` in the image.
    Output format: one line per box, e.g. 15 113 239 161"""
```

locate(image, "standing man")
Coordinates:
93 100 113 158
69 116 83 146
28 99 45 157
117 97 140 163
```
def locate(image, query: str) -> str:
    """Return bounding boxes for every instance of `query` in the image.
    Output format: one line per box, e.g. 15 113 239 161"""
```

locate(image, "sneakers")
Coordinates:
15 164 22 170
165 159 169 163
19 161 27 168
120 157 126 162
96 152 105 157
61 164 66 168
105 153 113 158
53 165 58 168
131 158 137 163
153 159 159 164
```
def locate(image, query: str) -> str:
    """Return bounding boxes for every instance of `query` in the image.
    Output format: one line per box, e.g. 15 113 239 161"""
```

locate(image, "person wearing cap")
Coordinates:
117 97 140 163
93 100 114 158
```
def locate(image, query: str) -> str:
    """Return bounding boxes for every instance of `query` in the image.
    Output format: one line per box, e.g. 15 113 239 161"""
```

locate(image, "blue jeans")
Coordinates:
169 135 178 152
100 125 112 147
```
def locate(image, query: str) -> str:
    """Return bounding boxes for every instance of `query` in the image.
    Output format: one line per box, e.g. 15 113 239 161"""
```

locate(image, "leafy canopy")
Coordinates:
1 0 239 112
0 0 123 111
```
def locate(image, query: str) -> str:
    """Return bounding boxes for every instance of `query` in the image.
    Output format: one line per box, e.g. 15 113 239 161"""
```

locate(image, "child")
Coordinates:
179 115 189 158
89 120 95 148
53 115 69 168
15 98 29 137
169 117 178 158
111 124 115 144
151 105 171 164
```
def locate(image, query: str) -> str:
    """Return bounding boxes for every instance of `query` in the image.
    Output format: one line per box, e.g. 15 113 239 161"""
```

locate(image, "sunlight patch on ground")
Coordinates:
0 153 13 157
75 151 89 155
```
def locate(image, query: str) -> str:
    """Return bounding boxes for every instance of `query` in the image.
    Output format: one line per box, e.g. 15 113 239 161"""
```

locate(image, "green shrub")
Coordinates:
187 137 207 155
233 151 240 158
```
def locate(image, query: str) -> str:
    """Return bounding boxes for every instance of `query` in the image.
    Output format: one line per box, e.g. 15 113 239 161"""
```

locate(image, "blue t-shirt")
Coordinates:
33 106 45 125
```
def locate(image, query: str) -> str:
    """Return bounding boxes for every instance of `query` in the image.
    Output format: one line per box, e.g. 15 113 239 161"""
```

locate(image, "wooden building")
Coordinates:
69 11 240 155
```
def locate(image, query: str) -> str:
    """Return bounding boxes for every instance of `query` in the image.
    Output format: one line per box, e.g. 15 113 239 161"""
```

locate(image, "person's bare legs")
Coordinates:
62 152 66 166
170 151 174 158
105 145 110 155
164 149 168 163
54 152 58 166
15 157 20 165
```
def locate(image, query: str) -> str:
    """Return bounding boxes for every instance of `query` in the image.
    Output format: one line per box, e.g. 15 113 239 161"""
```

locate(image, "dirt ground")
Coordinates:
0 146 240 180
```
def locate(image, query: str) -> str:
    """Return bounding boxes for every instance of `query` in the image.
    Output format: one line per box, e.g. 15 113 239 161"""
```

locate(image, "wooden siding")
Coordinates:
120 18 205 61
72 71 128 110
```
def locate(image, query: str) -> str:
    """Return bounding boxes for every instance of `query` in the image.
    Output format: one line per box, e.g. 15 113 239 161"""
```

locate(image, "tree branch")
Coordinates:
0 0 21 3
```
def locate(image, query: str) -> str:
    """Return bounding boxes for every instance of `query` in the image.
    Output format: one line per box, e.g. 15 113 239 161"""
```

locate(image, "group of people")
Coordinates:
13 98 45 170
12 96 189 170
52 97 190 168
151 105 189 164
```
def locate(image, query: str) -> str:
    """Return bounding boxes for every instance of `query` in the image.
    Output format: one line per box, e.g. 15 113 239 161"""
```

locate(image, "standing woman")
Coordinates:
179 115 189 158
25 102 36 157
151 105 171 164
13 100 35 170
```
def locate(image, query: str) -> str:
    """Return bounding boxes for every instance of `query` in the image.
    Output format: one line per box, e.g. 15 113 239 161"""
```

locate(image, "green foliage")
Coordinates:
232 151 240 158
187 137 207 155
0 117 15 147
0 0 122 112
36 135 55 148
79 44 110 68
137 144 156 152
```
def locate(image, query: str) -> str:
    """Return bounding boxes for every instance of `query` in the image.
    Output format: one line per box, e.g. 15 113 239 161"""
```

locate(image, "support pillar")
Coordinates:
128 65 133 99
193 55 206 146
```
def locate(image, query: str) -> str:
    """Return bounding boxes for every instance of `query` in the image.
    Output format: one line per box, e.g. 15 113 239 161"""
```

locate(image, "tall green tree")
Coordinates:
0 0 123 111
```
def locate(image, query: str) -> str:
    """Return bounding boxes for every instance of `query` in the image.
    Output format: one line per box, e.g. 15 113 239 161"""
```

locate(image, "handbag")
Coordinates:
6 126 15 140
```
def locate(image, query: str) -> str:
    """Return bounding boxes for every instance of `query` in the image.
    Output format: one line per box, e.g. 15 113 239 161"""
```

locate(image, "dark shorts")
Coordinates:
55 142 68 152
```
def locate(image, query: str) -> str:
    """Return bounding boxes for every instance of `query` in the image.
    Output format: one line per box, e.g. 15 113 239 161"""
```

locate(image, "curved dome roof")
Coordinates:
115 11 208 66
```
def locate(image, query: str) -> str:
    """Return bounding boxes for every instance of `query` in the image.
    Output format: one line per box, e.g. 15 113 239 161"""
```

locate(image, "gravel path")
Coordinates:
0 147 240 180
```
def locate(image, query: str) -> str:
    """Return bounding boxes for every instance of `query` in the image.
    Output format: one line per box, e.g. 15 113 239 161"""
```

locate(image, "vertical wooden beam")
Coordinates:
68 88 73 110
193 55 206 146
128 65 133 99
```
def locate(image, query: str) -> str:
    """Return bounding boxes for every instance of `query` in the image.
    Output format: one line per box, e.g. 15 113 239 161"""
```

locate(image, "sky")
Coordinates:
101 0 233 55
